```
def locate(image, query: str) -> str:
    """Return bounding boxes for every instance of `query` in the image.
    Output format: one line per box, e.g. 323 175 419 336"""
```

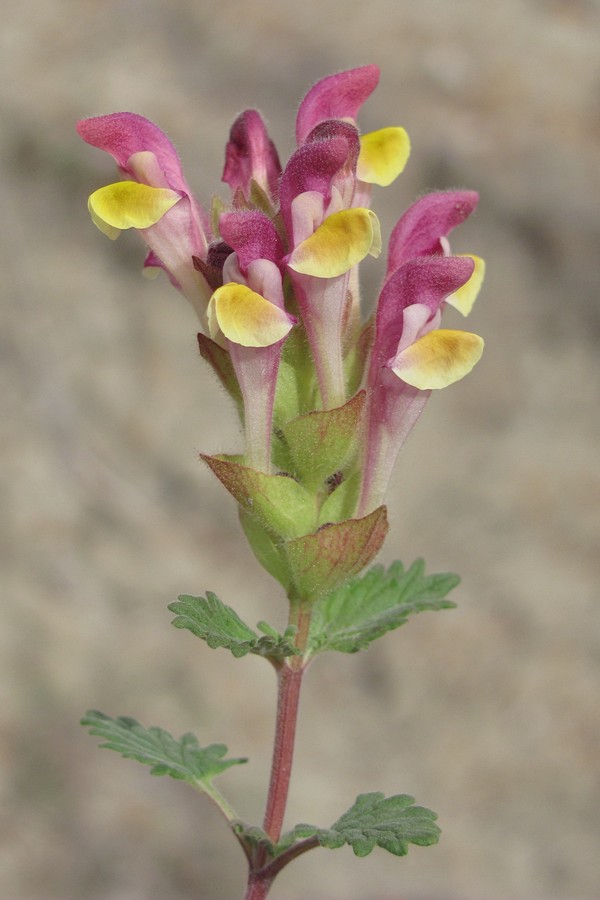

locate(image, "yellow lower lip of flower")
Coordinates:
208 283 294 347
446 255 486 317
391 329 484 390
287 208 381 278
88 181 181 239
357 127 411 186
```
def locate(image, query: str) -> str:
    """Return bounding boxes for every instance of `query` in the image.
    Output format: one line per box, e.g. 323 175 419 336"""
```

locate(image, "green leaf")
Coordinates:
315 792 440 857
236 795 439 868
274 822 320 855
308 559 459 654
284 506 388 601
281 391 365 491
81 710 247 788
169 592 300 660
201 454 316 539
239 508 294 593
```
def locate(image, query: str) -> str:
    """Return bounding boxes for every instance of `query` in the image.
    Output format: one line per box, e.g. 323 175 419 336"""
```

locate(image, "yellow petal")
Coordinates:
391 329 484 390
88 181 181 239
357 127 411 186
446 255 486 316
287 208 381 278
208 283 294 347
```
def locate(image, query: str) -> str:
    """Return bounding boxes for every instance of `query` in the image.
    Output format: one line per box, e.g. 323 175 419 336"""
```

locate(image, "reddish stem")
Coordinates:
243 603 311 900
262 661 304 843
244 872 275 900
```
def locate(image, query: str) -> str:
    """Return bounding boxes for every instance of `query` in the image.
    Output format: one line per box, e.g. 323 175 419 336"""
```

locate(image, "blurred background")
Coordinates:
1 0 599 898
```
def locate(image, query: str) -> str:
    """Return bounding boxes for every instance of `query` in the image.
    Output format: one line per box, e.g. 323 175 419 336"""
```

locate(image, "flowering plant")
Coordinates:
79 65 485 899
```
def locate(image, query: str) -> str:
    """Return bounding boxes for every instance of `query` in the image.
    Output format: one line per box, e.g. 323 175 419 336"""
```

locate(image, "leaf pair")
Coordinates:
80 711 440 863
169 558 459 660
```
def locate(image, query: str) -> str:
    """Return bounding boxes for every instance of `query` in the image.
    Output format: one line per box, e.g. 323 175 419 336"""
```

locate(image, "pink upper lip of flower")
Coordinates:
385 190 479 277
278 124 360 244
77 112 190 193
295 64 380 144
218 210 285 273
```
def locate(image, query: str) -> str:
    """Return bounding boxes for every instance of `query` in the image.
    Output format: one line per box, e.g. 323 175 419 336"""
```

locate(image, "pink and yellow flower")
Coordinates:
77 112 213 322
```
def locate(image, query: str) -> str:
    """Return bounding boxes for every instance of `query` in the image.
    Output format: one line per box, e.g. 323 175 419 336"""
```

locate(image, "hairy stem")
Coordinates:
261 661 304 844
243 602 312 899
262 602 310 843
244 872 275 900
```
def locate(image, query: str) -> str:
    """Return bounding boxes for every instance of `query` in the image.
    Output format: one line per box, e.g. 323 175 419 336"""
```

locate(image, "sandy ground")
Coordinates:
1 1 599 898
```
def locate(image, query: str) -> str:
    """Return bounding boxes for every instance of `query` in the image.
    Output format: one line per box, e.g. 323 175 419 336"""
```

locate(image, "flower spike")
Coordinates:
79 67 486 548
77 112 192 192
390 329 484 390
445 254 486 316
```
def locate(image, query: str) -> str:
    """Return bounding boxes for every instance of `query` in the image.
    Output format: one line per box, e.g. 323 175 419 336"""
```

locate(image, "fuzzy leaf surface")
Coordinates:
275 793 440 860
285 506 388 601
281 391 365 491
169 592 300 660
308 559 459 654
81 710 247 787
315 792 440 856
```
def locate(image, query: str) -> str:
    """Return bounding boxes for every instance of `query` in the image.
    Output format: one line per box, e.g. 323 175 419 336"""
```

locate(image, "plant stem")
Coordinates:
244 871 275 900
262 600 311 843
243 602 312 899
261 658 304 844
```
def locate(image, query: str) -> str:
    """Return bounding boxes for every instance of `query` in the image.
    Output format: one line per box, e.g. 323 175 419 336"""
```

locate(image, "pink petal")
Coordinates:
219 210 285 271
279 132 355 240
386 190 479 276
295 65 380 144
304 119 361 162
77 113 189 194
222 109 282 200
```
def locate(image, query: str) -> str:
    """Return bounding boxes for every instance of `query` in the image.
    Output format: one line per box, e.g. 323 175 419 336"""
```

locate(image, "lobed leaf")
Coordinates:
317 792 440 856
308 558 459 654
81 710 246 787
276 793 439 860
169 592 300 660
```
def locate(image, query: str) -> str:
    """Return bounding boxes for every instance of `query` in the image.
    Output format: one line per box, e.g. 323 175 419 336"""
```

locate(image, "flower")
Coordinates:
209 210 296 472
77 113 213 322
357 254 483 516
